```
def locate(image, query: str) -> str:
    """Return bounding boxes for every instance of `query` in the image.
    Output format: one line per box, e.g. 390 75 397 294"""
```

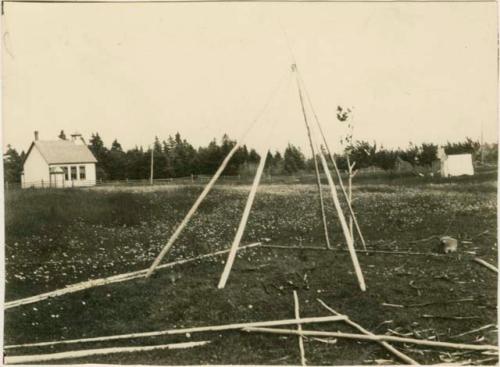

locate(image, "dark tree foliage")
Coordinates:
398 143 419 166
283 144 306 174
264 151 285 175
88 133 109 180
482 143 498 163
345 141 377 169
248 149 260 164
444 138 481 156
3 145 24 183
107 139 126 180
418 143 438 166
125 147 149 179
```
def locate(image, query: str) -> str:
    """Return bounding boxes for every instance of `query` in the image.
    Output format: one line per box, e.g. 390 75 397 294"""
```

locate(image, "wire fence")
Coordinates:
6 173 335 190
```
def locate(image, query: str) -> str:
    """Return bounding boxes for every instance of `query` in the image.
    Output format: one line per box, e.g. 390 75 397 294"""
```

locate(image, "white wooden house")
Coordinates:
21 131 98 188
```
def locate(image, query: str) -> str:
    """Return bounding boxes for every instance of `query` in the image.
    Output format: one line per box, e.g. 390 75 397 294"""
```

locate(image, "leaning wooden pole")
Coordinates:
296 71 367 251
145 142 242 278
318 145 366 291
346 157 355 241
293 65 331 249
218 149 268 289
323 142 366 251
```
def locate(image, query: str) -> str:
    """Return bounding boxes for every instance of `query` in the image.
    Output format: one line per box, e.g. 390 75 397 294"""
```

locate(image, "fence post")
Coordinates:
41 179 44 188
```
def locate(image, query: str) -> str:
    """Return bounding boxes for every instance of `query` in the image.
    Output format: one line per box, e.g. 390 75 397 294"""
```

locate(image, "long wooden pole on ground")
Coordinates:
6 315 347 350
317 145 366 291
260 244 445 257
316 298 419 365
293 291 306 366
218 149 269 288
293 66 331 250
6 341 211 364
5 243 262 310
243 327 499 351
145 142 243 278
296 72 367 251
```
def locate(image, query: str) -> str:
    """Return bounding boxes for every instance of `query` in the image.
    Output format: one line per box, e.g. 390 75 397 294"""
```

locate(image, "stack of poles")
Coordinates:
292 66 366 291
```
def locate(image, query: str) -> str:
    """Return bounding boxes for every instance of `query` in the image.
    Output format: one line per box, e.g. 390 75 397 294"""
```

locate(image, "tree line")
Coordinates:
336 138 497 171
3 132 497 183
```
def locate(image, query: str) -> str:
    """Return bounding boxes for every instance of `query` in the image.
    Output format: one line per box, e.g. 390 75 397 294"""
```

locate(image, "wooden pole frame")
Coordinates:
145 142 243 278
296 71 367 251
293 65 332 250
218 149 269 288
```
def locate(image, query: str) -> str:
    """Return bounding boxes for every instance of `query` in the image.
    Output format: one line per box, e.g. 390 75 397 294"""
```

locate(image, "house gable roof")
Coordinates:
25 140 97 165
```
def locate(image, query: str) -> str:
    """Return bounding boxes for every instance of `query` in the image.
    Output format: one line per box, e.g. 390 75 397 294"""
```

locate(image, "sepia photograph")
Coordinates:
1 0 498 364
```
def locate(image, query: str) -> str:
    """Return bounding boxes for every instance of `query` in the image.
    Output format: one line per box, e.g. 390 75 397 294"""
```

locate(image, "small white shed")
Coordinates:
22 131 98 188
437 148 474 177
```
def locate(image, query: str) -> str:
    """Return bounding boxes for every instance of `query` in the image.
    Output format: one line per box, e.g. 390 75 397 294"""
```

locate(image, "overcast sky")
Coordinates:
2 1 498 155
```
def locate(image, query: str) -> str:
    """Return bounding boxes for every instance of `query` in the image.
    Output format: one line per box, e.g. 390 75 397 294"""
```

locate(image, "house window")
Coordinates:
79 166 86 180
71 166 77 180
62 167 69 180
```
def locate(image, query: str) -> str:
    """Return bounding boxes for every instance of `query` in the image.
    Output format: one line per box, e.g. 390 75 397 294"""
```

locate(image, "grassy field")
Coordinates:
3 170 498 365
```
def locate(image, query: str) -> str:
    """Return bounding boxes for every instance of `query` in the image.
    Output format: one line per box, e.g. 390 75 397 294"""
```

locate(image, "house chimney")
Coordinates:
70 132 84 145
34 131 39 141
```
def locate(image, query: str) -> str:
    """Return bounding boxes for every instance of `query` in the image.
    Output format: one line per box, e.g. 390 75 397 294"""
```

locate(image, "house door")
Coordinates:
50 173 64 188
